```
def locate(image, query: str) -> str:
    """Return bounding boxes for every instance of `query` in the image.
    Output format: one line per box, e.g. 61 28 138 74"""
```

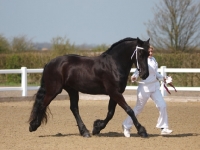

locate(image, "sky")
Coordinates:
0 0 160 45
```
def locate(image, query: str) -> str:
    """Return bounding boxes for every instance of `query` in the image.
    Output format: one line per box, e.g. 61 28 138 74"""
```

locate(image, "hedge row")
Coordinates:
0 51 200 87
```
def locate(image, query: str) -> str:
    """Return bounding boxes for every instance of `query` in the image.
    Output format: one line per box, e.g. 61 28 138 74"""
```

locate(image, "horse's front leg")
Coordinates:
116 93 148 138
67 90 90 138
92 99 117 135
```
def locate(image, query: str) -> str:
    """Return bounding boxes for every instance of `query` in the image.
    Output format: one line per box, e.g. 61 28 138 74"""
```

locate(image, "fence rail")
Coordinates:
0 66 200 97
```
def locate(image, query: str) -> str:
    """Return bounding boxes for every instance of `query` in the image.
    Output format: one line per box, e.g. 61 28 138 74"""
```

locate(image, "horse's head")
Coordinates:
102 37 149 80
133 37 150 80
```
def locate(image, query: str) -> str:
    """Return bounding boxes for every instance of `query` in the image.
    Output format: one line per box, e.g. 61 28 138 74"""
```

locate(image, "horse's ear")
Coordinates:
147 38 150 43
137 37 143 45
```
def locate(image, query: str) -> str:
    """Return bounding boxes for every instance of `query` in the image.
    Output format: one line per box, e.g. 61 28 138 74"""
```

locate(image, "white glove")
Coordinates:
165 76 172 84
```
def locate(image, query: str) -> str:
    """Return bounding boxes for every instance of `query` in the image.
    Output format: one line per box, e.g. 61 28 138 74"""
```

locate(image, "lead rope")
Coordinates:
162 82 177 94
131 46 144 70
160 76 177 94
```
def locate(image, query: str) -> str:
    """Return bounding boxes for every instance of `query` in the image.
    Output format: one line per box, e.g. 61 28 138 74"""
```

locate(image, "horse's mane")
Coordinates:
102 37 137 54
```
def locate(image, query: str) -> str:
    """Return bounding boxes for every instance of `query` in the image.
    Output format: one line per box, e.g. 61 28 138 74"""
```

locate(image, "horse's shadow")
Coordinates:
39 132 199 138
96 132 199 138
39 133 79 138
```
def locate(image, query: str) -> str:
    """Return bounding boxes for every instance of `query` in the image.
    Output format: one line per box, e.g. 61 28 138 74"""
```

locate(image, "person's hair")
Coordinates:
149 45 154 50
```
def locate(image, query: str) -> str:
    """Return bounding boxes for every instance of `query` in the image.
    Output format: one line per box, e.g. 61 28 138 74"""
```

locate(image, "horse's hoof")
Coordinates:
137 125 148 138
92 128 100 135
29 124 38 132
82 131 91 138
29 126 33 132
138 132 148 138
92 119 104 135
83 133 91 138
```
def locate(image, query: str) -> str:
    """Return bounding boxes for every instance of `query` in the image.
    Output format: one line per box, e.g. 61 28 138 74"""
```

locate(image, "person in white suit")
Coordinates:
122 46 172 137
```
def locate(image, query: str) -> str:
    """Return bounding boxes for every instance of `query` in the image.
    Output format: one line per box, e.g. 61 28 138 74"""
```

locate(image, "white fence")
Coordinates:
0 66 200 97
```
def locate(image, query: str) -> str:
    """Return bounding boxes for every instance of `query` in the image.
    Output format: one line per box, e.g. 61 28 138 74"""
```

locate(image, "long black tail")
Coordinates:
28 65 49 124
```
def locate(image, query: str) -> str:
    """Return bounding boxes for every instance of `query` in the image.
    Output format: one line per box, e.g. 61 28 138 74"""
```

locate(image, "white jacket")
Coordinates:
132 57 163 92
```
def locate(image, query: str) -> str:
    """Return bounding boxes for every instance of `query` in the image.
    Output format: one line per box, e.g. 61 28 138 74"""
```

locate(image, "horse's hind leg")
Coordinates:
66 89 90 138
92 99 117 135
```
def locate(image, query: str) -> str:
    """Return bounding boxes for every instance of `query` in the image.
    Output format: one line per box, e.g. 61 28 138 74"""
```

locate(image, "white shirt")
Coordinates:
132 57 163 92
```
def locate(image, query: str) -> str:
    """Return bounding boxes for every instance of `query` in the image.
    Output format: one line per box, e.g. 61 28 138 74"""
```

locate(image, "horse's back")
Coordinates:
44 54 117 94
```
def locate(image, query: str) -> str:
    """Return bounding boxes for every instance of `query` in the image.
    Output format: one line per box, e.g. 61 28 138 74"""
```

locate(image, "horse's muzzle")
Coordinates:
143 73 149 80
140 72 149 80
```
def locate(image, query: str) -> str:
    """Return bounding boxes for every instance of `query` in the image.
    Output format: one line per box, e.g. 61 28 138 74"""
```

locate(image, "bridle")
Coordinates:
131 46 145 71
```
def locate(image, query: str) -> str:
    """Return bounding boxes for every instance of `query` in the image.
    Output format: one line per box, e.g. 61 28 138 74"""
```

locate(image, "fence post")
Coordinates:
160 66 167 96
21 67 27 96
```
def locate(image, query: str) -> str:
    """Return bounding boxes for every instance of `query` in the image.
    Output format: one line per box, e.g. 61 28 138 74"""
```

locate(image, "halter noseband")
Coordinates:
131 46 144 70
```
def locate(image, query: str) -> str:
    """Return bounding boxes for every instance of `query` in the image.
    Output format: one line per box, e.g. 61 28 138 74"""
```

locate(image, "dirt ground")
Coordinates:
0 99 200 150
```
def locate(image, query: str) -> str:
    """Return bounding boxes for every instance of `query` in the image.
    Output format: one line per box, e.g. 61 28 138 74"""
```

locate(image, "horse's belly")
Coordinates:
73 83 106 95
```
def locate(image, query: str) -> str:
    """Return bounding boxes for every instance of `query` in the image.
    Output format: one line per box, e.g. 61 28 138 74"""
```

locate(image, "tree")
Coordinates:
0 34 10 53
10 35 35 51
145 0 200 51
51 36 75 56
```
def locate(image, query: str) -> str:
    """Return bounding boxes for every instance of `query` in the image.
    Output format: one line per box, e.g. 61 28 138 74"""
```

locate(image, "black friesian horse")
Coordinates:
29 37 150 138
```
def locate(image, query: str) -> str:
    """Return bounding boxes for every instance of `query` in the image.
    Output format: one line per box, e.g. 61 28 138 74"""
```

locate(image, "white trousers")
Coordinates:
123 89 169 129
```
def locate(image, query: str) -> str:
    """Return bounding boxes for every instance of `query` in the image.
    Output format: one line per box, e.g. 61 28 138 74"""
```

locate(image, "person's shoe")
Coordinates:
161 128 173 135
122 125 130 137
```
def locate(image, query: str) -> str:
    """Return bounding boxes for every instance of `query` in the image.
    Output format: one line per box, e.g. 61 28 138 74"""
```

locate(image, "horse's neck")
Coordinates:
103 41 136 75
115 57 133 77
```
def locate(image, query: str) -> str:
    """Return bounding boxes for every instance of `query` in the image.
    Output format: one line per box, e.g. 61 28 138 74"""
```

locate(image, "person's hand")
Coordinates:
165 76 172 84
163 77 166 83
131 76 136 82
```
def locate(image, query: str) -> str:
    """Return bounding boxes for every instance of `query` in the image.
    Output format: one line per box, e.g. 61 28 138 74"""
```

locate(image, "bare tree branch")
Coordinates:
145 0 200 51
